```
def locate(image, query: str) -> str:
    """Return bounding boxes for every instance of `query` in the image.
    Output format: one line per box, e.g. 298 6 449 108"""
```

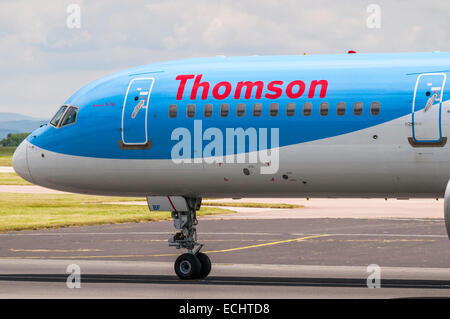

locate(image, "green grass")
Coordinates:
0 173 32 185
202 202 304 209
0 193 235 232
0 147 15 156
0 147 15 166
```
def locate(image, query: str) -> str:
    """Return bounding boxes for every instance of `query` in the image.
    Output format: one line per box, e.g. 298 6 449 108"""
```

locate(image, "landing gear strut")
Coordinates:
169 197 211 279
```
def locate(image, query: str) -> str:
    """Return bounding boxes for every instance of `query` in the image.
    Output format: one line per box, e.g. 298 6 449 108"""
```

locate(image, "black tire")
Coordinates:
196 252 211 279
174 253 202 280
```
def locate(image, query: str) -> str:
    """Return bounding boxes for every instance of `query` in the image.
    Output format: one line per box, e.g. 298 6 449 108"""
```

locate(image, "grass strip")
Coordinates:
0 173 32 185
0 193 234 232
0 147 15 166
202 202 304 209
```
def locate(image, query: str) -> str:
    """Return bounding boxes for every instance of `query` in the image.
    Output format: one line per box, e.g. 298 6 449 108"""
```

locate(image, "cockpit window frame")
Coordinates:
59 106 79 128
49 105 79 128
49 105 68 128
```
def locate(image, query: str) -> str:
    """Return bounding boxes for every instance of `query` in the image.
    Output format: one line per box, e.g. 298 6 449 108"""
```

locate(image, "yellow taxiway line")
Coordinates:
1 234 330 259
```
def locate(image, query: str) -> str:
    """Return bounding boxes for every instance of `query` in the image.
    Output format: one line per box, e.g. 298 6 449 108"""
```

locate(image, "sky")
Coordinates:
1 0 450 118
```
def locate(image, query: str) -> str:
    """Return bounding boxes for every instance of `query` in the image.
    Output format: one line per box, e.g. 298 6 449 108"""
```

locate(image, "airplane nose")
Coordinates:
12 140 34 184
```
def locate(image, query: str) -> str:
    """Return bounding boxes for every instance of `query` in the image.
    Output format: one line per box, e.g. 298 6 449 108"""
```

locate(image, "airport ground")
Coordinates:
0 189 449 297
0 159 449 298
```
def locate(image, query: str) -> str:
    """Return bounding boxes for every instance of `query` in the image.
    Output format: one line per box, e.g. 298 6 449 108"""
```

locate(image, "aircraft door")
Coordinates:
121 78 154 147
412 73 446 144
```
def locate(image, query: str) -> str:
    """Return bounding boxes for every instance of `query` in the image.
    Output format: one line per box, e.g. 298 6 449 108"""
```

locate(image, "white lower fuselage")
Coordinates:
20 111 450 198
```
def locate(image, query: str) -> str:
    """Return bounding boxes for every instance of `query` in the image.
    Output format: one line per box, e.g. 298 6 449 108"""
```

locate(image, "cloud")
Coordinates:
1 0 450 117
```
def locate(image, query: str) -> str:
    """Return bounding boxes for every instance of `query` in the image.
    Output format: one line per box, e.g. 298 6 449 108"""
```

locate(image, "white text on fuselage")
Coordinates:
171 120 279 174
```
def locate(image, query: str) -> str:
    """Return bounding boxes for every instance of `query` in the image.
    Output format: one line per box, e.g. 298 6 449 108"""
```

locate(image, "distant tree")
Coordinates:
0 133 30 147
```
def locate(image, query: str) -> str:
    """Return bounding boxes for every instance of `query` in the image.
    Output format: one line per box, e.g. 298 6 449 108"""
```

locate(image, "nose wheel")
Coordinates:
196 252 212 279
169 197 212 280
174 252 211 280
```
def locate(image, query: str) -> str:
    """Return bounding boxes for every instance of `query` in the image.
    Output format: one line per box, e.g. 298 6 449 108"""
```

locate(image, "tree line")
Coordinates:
0 133 30 147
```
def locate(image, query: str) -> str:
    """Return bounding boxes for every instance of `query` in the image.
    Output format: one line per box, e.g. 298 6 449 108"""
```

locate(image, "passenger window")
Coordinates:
60 107 77 127
220 103 229 117
204 104 213 117
336 102 346 116
303 102 312 116
269 103 279 117
320 102 329 116
236 103 245 117
286 103 295 116
353 102 363 116
169 104 177 118
186 104 195 118
50 105 67 127
253 103 262 117
371 102 380 115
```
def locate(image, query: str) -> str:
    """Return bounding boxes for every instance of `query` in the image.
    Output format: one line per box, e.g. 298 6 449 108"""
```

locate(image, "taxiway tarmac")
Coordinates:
0 209 449 298
0 258 449 298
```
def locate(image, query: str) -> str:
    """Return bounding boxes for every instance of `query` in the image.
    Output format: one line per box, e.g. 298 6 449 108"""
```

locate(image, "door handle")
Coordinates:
424 94 437 112
131 100 144 119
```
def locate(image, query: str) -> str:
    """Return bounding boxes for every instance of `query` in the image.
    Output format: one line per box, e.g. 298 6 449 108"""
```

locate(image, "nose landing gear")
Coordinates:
169 197 211 280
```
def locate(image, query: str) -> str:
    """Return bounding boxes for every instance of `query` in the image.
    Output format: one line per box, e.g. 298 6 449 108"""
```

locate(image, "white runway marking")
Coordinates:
0 232 284 236
1 258 450 281
0 231 446 238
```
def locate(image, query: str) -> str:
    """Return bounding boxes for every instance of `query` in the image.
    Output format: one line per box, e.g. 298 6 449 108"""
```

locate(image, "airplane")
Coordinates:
12 51 450 279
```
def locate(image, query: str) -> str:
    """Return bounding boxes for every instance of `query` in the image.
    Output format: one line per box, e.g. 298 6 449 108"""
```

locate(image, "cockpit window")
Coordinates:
49 106 67 127
60 107 78 127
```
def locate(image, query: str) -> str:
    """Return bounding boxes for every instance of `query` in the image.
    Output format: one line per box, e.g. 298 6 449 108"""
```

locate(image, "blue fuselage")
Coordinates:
12 52 450 198
27 52 449 159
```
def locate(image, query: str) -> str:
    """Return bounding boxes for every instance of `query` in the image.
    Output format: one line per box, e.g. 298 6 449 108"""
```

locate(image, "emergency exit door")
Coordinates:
121 78 154 146
412 73 446 143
